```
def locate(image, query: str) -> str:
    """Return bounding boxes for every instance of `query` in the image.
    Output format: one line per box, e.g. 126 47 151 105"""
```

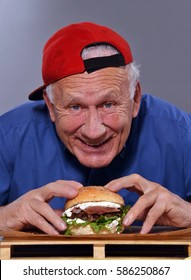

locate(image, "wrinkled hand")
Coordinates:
105 174 191 233
0 180 82 234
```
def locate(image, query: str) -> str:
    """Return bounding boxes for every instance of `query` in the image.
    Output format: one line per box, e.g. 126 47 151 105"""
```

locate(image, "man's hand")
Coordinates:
105 174 191 233
0 180 82 235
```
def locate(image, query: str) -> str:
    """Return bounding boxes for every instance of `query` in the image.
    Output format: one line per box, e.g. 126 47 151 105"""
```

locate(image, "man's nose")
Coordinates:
81 108 106 139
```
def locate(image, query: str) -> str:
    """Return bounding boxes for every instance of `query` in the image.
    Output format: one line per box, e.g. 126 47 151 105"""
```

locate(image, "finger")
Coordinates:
54 209 64 216
29 199 66 233
105 177 133 192
39 180 83 201
123 191 158 226
105 174 150 194
140 201 166 234
27 210 60 235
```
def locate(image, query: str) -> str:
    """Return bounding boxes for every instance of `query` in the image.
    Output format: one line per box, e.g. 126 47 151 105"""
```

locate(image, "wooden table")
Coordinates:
1 227 191 259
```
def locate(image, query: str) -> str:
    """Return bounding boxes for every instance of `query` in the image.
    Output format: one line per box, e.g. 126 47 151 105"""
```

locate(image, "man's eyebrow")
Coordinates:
101 91 119 99
63 94 83 104
61 90 120 105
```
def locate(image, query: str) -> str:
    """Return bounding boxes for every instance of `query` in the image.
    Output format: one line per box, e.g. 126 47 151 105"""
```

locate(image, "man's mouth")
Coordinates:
81 138 111 148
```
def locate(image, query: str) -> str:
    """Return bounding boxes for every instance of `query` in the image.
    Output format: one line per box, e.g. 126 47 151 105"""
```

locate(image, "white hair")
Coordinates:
81 44 119 59
46 44 140 103
126 63 140 99
46 83 54 103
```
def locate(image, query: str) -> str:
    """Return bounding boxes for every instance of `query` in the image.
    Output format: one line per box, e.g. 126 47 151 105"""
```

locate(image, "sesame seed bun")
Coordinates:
65 186 124 210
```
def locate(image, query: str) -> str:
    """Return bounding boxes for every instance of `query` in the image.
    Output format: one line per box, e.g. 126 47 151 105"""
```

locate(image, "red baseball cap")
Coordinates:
29 22 133 100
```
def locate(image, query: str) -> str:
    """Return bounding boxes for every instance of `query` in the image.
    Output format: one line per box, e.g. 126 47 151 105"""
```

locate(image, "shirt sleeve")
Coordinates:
0 124 13 205
181 123 191 201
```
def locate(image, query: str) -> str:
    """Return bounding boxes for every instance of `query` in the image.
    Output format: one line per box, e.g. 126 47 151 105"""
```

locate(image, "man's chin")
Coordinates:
76 155 113 169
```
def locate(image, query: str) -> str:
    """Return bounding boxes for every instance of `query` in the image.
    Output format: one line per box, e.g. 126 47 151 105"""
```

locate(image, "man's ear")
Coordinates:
43 91 56 122
132 82 142 118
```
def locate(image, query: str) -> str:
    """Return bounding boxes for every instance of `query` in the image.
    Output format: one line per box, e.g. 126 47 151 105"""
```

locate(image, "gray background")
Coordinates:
0 0 191 115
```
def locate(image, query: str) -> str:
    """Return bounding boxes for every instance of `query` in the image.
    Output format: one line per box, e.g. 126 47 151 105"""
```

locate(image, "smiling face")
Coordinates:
44 67 141 168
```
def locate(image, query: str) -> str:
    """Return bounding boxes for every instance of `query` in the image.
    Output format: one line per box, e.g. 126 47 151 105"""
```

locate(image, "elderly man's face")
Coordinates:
44 68 141 168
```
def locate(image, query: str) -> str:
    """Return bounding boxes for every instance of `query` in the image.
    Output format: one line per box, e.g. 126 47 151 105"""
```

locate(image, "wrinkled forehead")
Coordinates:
54 67 129 89
51 67 130 104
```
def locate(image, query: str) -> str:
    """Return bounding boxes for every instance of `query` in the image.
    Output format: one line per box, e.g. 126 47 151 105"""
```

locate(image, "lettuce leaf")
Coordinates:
62 205 130 235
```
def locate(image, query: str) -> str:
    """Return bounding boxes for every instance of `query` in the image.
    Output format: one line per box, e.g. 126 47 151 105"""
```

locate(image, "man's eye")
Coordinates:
70 105 81 111
103 102 114 108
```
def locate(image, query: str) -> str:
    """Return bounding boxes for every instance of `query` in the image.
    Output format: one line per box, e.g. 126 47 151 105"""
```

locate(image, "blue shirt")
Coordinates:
1 94 191 209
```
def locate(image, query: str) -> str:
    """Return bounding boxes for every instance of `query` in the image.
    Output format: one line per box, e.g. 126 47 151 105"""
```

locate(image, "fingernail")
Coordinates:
59 221 67 231
51 229 59 235
140 227 147 234
70 188 79 196
123 214 133 226
140 224 150 234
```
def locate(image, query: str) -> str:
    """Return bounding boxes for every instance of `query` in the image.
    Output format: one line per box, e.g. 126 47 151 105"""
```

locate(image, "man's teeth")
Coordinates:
83 141 105 147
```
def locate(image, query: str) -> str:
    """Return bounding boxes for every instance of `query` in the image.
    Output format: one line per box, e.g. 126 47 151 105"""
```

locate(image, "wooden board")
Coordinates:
1 227 191 259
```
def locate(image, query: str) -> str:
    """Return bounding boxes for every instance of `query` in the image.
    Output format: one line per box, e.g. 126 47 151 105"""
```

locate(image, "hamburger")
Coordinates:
61 186 130 235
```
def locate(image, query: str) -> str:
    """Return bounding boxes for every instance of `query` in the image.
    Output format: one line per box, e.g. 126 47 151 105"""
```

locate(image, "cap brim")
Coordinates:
28 85 46 100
